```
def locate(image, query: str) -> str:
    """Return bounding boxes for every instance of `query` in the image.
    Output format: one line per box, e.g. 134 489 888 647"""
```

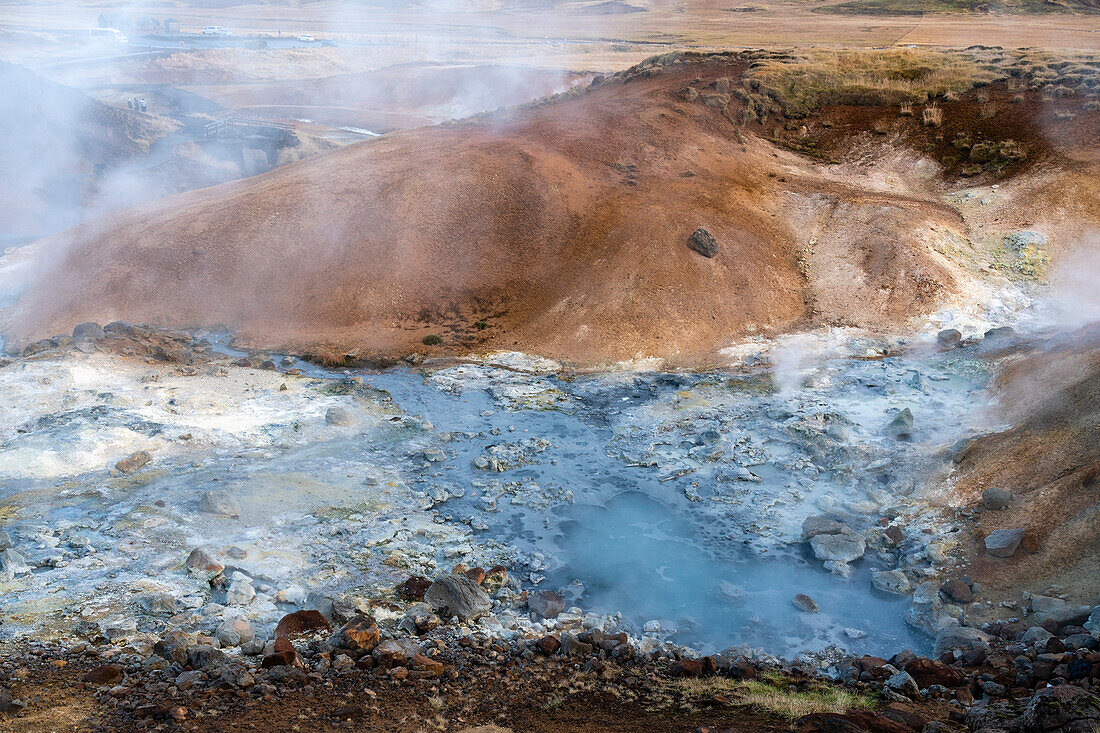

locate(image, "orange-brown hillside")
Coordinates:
6 50 1099 365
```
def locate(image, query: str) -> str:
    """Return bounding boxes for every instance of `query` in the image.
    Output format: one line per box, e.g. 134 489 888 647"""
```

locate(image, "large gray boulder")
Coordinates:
1085 606 1100 638
424 575 491 621
1030 595 1092 626
810 529 865 564
933 626 990 661
871 569 911 595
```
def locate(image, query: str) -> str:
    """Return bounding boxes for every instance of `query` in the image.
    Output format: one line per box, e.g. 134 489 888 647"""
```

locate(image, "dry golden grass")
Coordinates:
745 48 993 117
673 674 876 720
923 103 943 127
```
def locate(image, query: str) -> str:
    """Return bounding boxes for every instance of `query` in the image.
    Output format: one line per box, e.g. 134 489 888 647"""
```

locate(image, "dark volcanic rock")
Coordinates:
688 228 719 257
82 665 123 685
72 322 105 341
396 575 432 601
1022 685 1100 732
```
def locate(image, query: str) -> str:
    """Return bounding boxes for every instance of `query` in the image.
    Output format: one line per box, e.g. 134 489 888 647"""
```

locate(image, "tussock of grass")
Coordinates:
745 49 993 118
673 673 876 720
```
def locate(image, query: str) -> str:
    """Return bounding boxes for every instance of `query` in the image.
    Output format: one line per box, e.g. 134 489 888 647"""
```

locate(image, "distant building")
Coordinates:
164 18 180 34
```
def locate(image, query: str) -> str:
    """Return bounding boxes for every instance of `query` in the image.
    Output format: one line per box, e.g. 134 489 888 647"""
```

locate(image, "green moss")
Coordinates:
422 334 443 346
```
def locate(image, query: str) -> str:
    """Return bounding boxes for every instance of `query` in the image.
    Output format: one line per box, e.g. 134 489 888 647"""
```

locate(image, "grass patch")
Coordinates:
673 673 876 720
422 334 443 346
744 49 992 118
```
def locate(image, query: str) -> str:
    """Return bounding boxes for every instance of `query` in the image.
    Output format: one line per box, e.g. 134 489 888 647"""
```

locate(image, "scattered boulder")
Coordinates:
372 638 421 668
424 575 492 621
396 575 432 601
1021 685 1100 732
984 528 1025 558
981 487 1012 510
325 406 356 426
939 578 973 604
810 530 866 564
397 603 440 636
528 590 565 619
335 615 380 653
884 408 915 440
115 450 151 473
0 549 31 580
215 618 254 648
83 665 123 685
276 610 332 640
199 490 241 518
534 635 561 655
72 322 105 341
185 548 223 577
933 626 990 661
688 228 719 258
903 657 966 688
936 329 961 347
225 576 254 606
0 530 10 551
792 593 820 613
885 670 920 698
872 570 911 596
1031 595 1092 626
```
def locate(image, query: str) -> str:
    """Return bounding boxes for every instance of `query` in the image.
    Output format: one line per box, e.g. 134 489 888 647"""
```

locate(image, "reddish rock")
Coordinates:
409 654 444 676
115 450 151 474
82 665 123 685
483 565 508 594
673 659 703 677
940 579 974 604
534 635 561 655
905 657 967 688
338 615 381 653
793 711 910 733
261 650 297 669
274 636 296 653
857 655 890 672
884 525 904 545
881 702 926 731
464 567 486 585
275 609 331 640
389 666 409 680
396 575 432 601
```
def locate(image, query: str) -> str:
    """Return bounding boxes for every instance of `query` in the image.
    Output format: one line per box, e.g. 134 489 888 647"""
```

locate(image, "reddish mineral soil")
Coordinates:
5 53 1100 366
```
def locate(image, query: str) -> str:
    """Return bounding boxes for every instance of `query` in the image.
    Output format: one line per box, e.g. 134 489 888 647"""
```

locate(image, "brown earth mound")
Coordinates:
5 52 1098 365
953 326 1100 603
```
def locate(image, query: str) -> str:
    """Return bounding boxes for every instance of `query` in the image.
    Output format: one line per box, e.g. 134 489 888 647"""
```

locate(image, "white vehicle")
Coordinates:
89 28 127 43
202 26 226 36
296 34 315 42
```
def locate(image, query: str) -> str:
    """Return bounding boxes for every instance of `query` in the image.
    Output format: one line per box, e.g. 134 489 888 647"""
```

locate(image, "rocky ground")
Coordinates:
1 321 1098 731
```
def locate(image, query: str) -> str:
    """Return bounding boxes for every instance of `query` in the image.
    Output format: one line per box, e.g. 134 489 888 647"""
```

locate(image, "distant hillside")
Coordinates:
0 61 171 240
816 0 1099 14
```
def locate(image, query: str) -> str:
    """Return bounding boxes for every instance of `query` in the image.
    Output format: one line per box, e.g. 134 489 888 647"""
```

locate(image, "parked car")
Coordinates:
296 34 315 42
202 26 226 36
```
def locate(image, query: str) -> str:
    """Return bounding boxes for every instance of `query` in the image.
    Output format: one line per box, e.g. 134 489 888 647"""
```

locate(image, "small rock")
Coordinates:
83 665 123 685
335 615 380 653
225 577 255 606
810 530 866 564
220 664 255 689
115 450 151 474
424 575 492 621
688 228 719 258
174 670 206 691
534 635 561 655
186 548 224 577
939 579 973 604
72 322 105 341
933 626 990 661
936 329 962 347
884 408 915 440
216 617 254 647
276 609 332 640
981 487 1012 510
396 575 432 601
984 528 1025 558
199 490 241 518
872 570 911 595
0 531 10 551
793 593 820 613
529 590 566 619
885 670 920 697
0 549 31 579
325 407 356 426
